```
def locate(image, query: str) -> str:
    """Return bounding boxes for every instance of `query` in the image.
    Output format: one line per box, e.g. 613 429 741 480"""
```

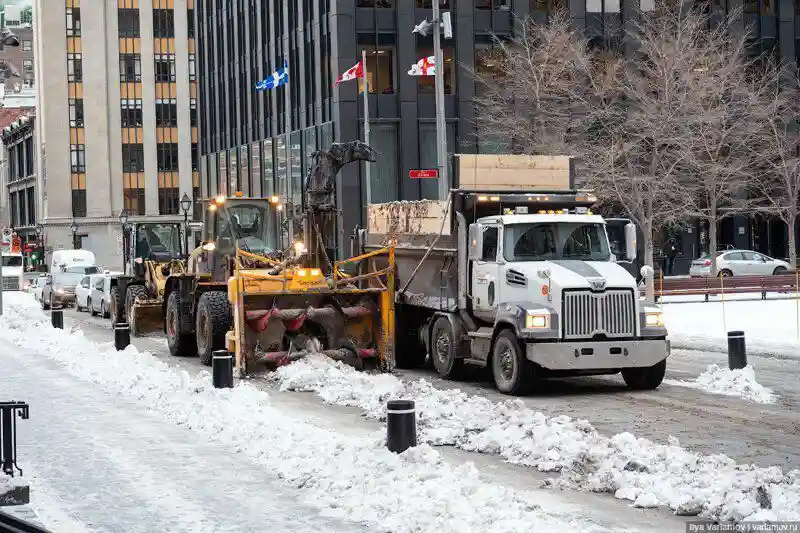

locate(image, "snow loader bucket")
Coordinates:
227 247 396 374
129 298 164 335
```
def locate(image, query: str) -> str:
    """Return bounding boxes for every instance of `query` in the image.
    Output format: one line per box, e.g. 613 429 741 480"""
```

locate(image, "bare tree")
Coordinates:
749 68 800 269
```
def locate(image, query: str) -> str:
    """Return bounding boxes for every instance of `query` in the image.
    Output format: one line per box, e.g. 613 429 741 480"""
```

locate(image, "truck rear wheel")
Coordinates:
622 359 666 390
492 330 535 395
166 291 196 357
431 317 463 379
196 291 231 366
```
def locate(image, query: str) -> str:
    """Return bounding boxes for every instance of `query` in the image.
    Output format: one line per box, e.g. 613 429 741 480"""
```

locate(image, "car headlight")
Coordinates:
645 309 664 327
525 310 550 329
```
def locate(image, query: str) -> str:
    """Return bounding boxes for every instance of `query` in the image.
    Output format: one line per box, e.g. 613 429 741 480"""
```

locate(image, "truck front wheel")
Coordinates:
492 330 535 395
622 359 666 390
431 317 463 379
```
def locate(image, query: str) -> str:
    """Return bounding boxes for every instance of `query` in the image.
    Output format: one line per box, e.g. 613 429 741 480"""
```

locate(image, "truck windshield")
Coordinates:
219 202 274 255
1 256 22 267
65 265 100 274
503 222 611 262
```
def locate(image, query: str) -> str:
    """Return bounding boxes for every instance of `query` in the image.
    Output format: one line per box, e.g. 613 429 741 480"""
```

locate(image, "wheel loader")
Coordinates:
161 141 394 374
109 222 187 334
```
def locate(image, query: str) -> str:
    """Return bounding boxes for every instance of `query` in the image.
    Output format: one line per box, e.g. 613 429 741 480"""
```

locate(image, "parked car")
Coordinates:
75 274 96 312
689 250 791 277
88 274 112 318
40 266 88 309
30 275 47 303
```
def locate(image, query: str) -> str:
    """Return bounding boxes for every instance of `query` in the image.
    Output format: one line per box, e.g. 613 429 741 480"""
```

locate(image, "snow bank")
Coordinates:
271 355 800 522
0 293 611 533
665 365 777 404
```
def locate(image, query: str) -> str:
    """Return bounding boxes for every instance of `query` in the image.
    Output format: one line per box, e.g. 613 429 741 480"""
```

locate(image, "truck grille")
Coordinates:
562 289 636 339
2 276 19 291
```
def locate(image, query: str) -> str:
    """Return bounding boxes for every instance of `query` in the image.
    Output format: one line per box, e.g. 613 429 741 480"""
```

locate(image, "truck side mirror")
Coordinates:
468 224 483 262
624 223 637 261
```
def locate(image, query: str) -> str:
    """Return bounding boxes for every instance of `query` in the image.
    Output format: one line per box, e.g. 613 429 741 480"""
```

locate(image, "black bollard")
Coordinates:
114 322 130 351
386 400 417 453
212 350 233 388
727 330 747 370
51 308 63 329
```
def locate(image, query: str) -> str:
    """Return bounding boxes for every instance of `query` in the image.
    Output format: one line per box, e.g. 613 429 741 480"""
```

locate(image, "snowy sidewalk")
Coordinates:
2 339 363 533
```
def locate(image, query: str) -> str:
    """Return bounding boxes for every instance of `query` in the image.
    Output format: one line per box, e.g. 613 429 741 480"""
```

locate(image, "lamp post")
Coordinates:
180 193 191 256
70 220 78 249
35 223 43 270
119 209 128 273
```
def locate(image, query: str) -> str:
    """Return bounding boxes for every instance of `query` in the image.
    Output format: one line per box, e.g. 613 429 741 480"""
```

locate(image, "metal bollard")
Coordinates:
727 330 747 370
51 308 63 329
114 322 130 351
386 399 417 453
212 350 233 388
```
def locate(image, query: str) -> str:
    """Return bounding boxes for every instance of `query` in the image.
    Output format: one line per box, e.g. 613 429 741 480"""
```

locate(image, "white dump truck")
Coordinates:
361 155 669 394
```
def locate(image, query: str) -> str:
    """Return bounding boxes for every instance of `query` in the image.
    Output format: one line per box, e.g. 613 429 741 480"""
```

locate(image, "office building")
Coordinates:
33 0 199 268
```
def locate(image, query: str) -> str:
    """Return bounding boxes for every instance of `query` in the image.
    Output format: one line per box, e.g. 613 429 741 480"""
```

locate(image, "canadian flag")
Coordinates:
408 56 436 76
335 61 364 85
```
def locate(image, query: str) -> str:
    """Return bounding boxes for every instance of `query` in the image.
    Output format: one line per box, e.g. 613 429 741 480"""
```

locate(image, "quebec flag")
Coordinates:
255 61 289 91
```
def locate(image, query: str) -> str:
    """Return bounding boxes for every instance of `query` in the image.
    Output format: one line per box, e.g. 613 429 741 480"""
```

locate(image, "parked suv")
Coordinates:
41 266 98 309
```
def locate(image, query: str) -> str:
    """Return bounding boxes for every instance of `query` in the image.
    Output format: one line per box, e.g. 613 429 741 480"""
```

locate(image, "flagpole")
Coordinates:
362 49 372 208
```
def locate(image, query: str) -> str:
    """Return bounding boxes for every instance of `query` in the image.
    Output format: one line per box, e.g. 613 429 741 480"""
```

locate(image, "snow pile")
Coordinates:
272 355 800 522
665 365 777 404
0 294 612 533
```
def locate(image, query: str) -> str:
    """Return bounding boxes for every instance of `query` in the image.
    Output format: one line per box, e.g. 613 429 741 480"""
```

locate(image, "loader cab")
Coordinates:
124 222 183 278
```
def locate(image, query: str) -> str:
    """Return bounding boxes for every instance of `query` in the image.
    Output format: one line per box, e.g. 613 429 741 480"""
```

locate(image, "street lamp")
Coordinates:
180 193 191 255
70 220 78 249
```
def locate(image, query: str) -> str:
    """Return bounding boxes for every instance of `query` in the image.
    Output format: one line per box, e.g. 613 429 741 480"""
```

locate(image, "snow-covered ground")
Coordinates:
271 356 800 522
661 296 800 358
0 292 622 533
664 365 777 404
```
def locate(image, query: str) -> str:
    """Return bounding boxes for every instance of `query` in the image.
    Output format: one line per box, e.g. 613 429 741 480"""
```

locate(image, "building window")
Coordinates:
356 45 395 94
155 99 178 127
153 9 175 38
21 40 31 51
415 0 450 6
417 45 454 94
586 0 620 12
69 99 84 127
25 137 33 176
357 0 394 6
22 59 32 72
70 144 85 173
189 55 196 81
187 9 195 38
158 173 179 215
122 143 145 172
121 99 143 127
118 8 140 38
124 174 146 216
66 8 81 37
72 173 86 218
27 188 35 226
119 54 142 82
157 143 179 171
19 193 26 226
154 54 176 82
476 0 510 8
190 98 197 126
67 53 83 82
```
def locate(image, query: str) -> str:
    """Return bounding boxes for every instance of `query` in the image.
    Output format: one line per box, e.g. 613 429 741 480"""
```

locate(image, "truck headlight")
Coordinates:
525 310 550 329
645 310 664 327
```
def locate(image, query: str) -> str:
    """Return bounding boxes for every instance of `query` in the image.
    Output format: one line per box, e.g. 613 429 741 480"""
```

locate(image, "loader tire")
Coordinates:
126 285 149 335
431 317 464 379
166 291 196 358
196 291 231 366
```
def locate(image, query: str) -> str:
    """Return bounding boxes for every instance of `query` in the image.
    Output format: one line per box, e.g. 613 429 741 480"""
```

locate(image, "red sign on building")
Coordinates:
408 169 439 179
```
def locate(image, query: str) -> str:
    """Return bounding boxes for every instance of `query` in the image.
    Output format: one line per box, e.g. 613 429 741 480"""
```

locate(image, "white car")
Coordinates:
30 275 47 303
689 250 791 277
75 274 96 312
88 274 112 318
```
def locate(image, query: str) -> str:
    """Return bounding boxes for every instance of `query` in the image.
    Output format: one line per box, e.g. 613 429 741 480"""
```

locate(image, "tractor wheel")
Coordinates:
126 285 148 335
196 291 232 366
166 291 196 357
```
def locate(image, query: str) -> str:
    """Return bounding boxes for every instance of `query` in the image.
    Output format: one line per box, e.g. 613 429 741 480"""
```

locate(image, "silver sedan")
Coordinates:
689 250 791 277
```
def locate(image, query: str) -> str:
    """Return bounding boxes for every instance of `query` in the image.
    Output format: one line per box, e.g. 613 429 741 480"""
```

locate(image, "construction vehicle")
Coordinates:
160 140 393 372
357 154 670 394
110 222 186 334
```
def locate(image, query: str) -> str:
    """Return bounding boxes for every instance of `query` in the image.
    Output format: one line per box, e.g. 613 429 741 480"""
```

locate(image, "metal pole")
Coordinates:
0 240 4 317
432 0 448 200
362 48 371 208
183 212 189 256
